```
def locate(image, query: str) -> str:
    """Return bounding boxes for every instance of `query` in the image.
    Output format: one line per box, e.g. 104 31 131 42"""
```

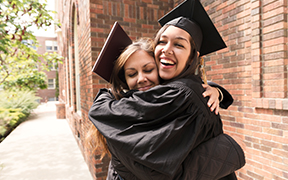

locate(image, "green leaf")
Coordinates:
0 0 63 88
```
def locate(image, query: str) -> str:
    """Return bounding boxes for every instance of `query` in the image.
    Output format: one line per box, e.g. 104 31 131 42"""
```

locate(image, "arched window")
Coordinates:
73 8 81 114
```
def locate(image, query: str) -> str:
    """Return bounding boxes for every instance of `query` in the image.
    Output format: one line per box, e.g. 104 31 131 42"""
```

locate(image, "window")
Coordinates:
48 97 57 101
54 45 58 51
48 63 57 70
45 41 58 51
48 79 55 89
22 40 37 50
46 46 53 51
73 9 81 114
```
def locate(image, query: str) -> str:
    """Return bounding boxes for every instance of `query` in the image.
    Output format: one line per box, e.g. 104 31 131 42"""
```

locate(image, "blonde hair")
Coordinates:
86 37 155 159
86 124 110 159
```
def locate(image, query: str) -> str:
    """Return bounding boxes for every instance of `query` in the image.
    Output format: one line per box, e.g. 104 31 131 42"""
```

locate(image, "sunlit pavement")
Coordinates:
0 102 93 180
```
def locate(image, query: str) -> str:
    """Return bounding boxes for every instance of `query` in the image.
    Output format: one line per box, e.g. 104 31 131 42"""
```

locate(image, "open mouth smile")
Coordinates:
160 59 176 66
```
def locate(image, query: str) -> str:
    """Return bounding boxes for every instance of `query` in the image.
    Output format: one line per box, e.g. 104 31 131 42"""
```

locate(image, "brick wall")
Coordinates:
203 0 288 179
57 0 288 179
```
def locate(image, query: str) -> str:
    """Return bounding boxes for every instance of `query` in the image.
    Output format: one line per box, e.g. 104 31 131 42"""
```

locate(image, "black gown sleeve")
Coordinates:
207 81 234 109
179 133 245 180
109 133 245 180
89 77 224 178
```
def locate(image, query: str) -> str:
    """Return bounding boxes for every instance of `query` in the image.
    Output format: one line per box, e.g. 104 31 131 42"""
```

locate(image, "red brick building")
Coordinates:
35 36 58 103
56 0 288 179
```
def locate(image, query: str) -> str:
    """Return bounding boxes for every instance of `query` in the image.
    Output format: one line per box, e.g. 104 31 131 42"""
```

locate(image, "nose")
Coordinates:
161 43 173 55
137 72 147 84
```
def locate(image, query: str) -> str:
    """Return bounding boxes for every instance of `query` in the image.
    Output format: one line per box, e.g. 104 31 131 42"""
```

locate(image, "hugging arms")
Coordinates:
89 75 244 179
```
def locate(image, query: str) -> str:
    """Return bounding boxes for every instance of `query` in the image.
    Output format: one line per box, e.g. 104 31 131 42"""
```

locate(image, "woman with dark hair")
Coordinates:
88 0 245 179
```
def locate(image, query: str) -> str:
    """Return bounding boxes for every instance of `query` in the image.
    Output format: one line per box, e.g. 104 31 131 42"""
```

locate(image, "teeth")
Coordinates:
161 59 175 65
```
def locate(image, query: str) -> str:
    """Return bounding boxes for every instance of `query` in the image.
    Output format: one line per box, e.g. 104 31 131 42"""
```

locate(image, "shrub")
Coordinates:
0 108 26 142
0 90 40 142
0 90 40 115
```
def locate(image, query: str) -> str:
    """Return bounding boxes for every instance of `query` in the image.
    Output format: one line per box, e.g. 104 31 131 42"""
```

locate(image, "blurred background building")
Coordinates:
32 0 58 103
34 36 58 103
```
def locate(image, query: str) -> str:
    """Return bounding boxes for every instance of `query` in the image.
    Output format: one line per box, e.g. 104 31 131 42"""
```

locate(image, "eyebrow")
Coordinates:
143 62 156 67
124 62 155 71
124 68 135 71
161 35 189 43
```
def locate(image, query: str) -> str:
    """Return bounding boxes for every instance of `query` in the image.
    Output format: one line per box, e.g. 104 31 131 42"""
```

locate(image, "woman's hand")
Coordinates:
202 84 220 115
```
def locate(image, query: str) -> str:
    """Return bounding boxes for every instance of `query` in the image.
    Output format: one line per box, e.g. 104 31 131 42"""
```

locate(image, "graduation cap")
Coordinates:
158 0 226 56
92 22 132 82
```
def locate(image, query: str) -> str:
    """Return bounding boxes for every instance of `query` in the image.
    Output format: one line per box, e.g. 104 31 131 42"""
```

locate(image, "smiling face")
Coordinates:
124 50 159 91
154 26 192 80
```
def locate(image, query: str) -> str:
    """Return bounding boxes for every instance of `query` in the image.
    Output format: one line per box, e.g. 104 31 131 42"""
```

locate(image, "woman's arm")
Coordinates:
180 133 245 179
89 76 223 177
89 85 191 127
111 133 245 180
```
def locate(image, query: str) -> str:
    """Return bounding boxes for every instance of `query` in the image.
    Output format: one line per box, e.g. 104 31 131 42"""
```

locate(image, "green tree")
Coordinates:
0 0 63 90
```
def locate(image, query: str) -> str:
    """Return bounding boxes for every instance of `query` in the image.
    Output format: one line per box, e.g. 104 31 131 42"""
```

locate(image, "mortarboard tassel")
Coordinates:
200 57 207 84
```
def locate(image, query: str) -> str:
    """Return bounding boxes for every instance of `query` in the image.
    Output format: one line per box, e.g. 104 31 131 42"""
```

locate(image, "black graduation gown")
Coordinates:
89 75 245 180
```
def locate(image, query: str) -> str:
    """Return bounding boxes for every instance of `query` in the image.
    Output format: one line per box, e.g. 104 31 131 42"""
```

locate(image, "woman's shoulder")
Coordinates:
167 75 203 90
136 75 203 97
120 75 203 102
